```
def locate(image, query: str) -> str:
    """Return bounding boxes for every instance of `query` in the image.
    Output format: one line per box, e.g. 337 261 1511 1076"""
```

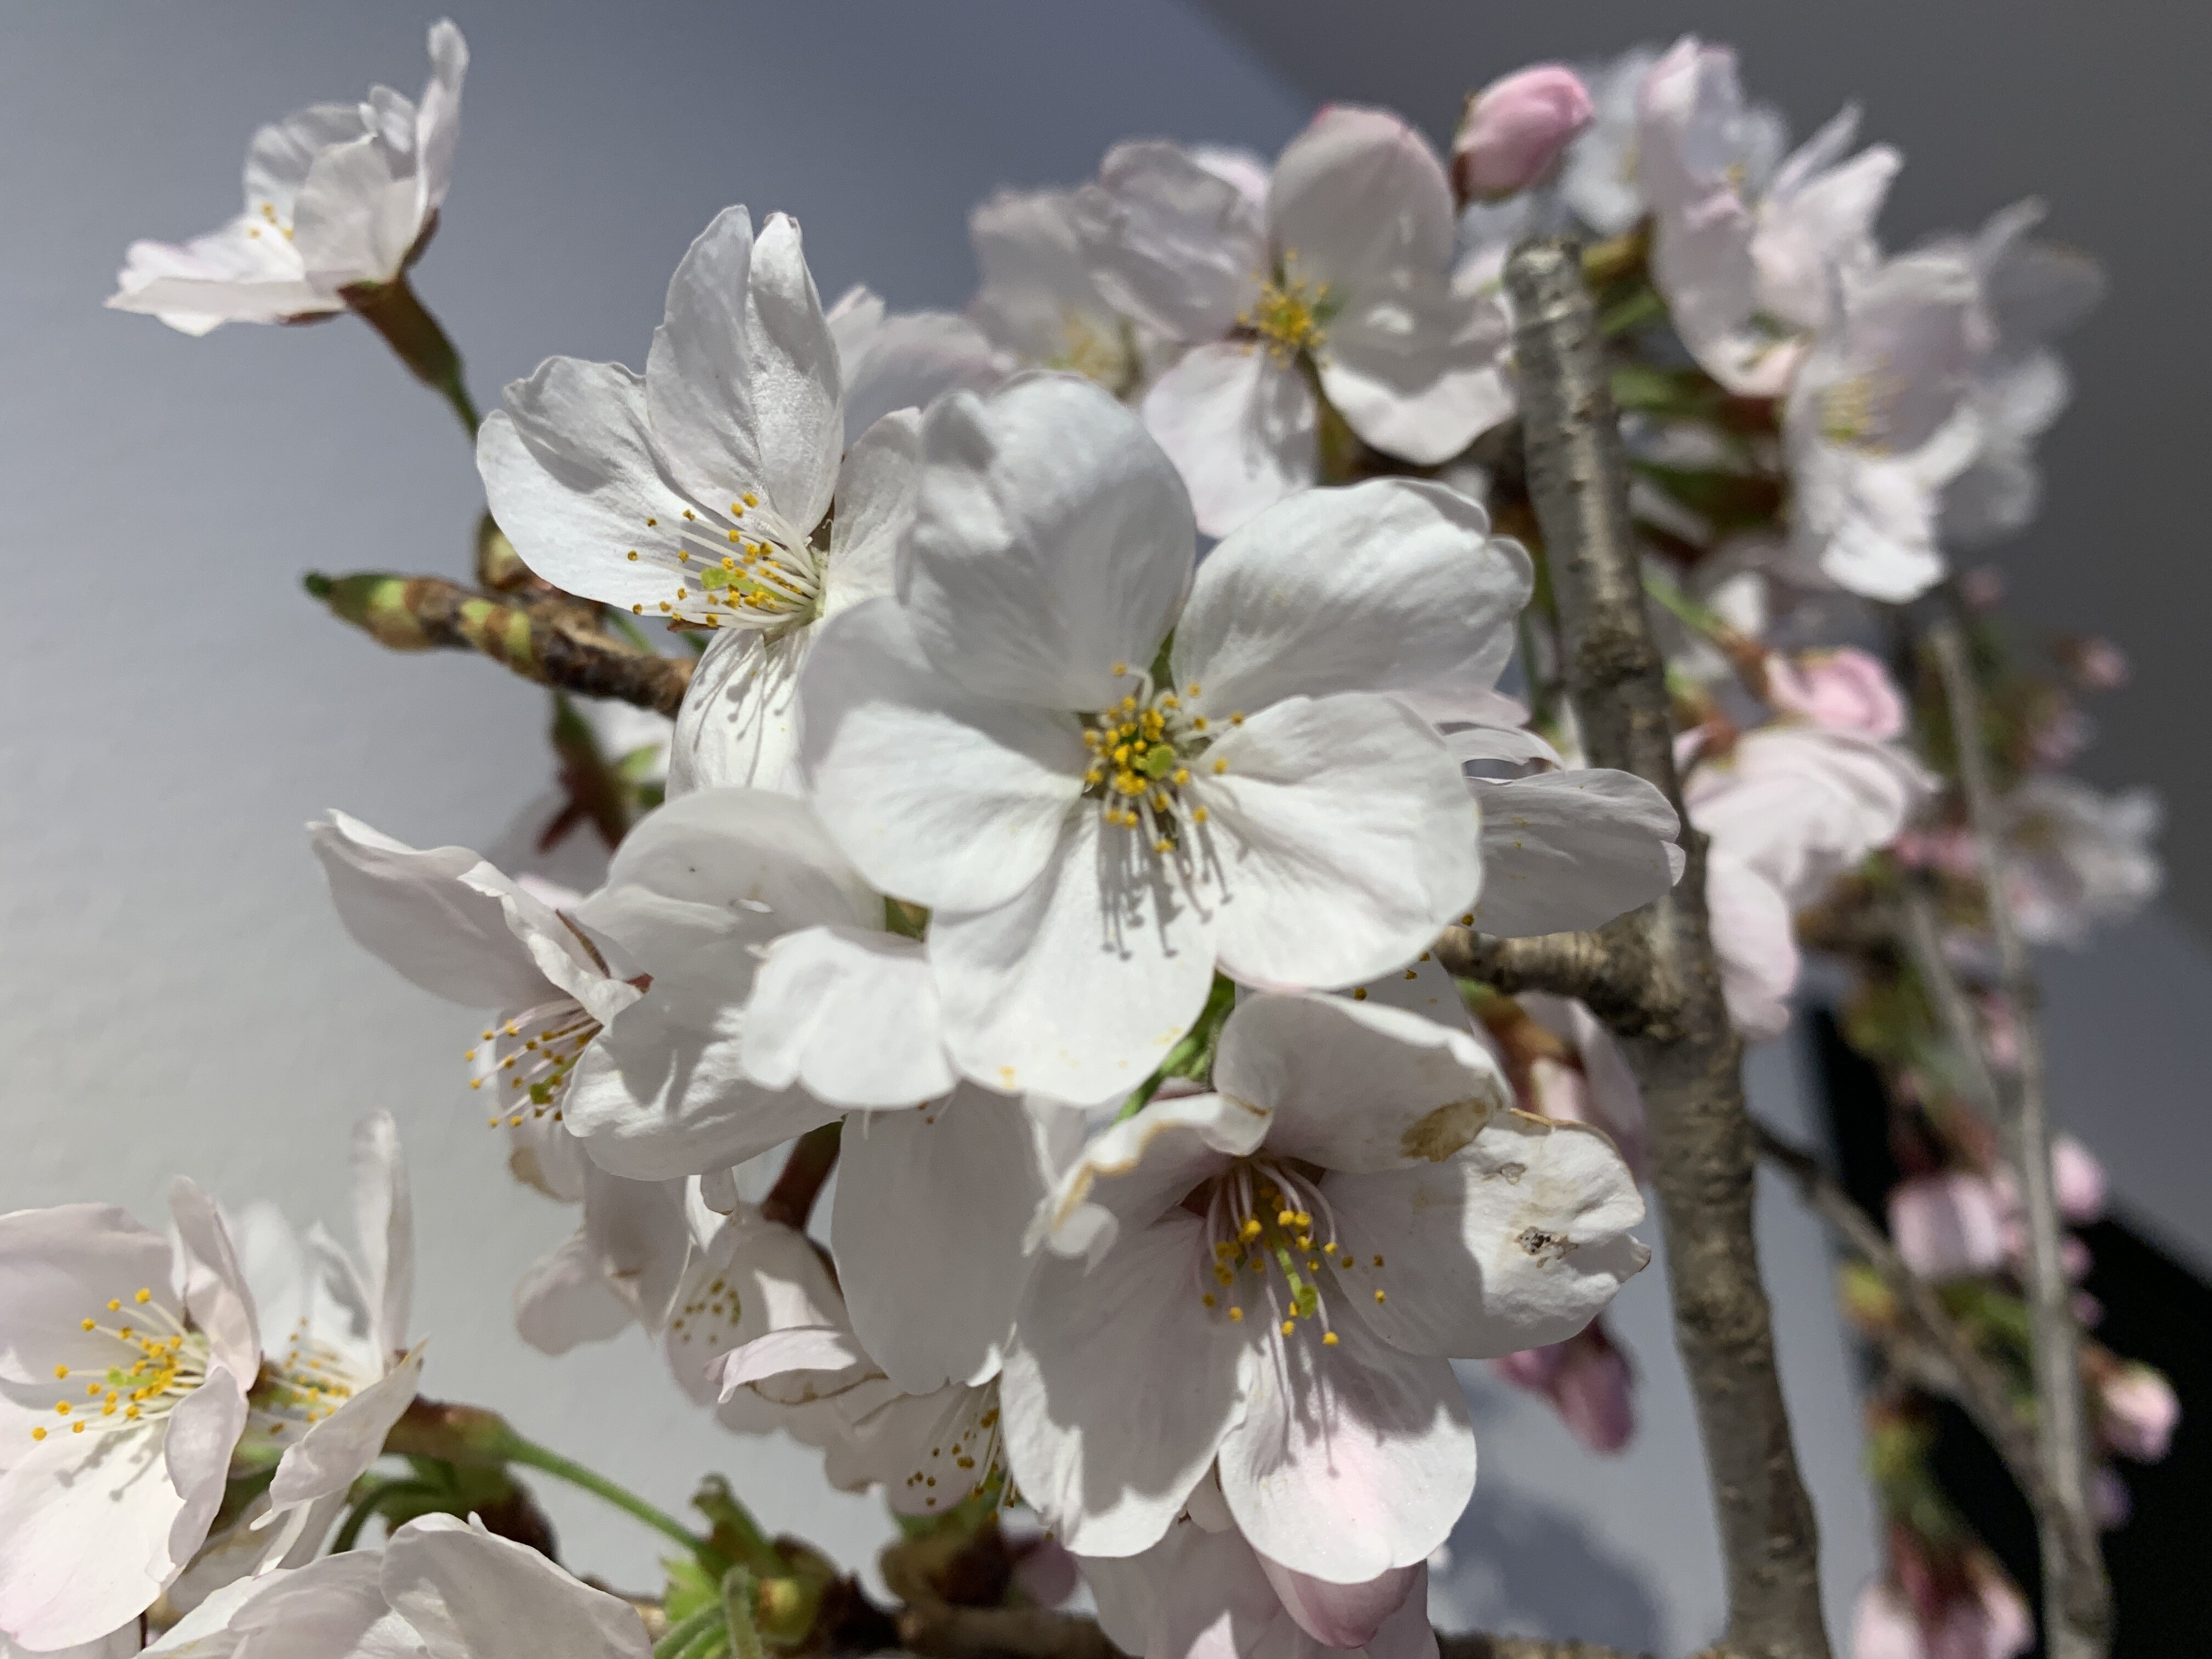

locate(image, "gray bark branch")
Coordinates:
1505 237 1831 1659
1924 613 2110 1658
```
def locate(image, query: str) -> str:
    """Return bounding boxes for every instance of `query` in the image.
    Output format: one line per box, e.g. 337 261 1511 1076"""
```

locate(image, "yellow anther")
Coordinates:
1372 1255 1385 1267
1280 1319 1296 1336
80 1318 94 1332
743 492 760 507
1460 912 1475 926
134 1289 151 1305
52 1365 67 1379
1277 1209 1296 1227
626 550 639 561
1111 661 1128 676
1187 682 1202 696
1227 1307 1244 1322
633 603 644 614
1239 1217 1262 1242
1374 1289 1387 1304
30 1427 44 1441
1323 1331 1340 1346
1201 1293 1216 1308
646 517 658 527
54 1402 69 1415
1193 716 1209 731
1192 806 1209 823
1229 712 1245 725
1352 988 1369 1001
1172 768 1189 785
1212 759 1228 775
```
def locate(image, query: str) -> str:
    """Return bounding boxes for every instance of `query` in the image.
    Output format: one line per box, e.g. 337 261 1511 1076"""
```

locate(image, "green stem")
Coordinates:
343 272 481 438
500 1432 731 1572
652 1604 727 1659
721 1567 766 1659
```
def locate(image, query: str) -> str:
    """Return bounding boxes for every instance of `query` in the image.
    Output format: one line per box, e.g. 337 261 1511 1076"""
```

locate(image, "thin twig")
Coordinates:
1752 1124 2049 1512
1430 926 1669 1035
1923 612 2109 1658
305 571 695 715
1506 237 1830 1659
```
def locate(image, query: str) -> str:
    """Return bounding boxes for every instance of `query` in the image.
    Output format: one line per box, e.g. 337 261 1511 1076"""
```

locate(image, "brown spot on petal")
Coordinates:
1518 1226 1576 1262
1399 1095 1493 1163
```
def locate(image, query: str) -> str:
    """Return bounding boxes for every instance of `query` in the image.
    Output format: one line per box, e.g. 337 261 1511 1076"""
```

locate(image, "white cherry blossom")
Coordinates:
143 1513 652 1659
800 376 1525 1104
477 206 918 797
0 1184 256 1649
109 21 466 335
1077 109 1514 535
1784 249 1990 603
1003 990 1648 1577
1686 723 1935 1037
1556 46 1671 237
1999 775 2163 946
969 188 1144 391
1639 37 1898 397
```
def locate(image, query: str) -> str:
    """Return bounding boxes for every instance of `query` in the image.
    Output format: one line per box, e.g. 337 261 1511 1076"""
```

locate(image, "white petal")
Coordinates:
798 599 1084 912
900 377 1194 710
383 1514 652 1659
712 1326 866 1396
291 136 416 287
839 314 1005 449
308 812 555 1009
1256 1554 1424 1650
106 219 325 332
645 208 842 537
1140 343 1317 540
1268 108 1454 291
1319 280 1514 464
0 1424 180 1649
822 407 923 618
667 627 809 798
265 1350 424 1513
1001 1214 1249 1557
833 1090 1047 1392
1074 140 1267 341
590 787 876 934
1322 1112 1649 1356
1216 1306 1472 1582
1703 853 1799 1041
1188 695 1478 989
168 1180 257 1383
162 1363 250 1570
242 102 369 220
1172 479 1528 716
477 362 698 611
1032 1091 1266 1265
414 21 469 216
739 926 953 1108
513 1229 634 1355
1469 769 1684 938
352 1113 412 1353
928 810 1217 1106
1215 992 1506 1174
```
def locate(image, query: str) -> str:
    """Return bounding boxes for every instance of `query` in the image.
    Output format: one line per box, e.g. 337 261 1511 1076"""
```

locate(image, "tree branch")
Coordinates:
1923 612 2109 1659
306 571 695 716
1505 237 1830 1659
1752 1123 2050 1515
1430 926 1672 1036
760 1122 842 1233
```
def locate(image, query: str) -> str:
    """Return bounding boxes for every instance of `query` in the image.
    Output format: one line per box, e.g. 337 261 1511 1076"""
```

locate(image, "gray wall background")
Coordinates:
0 3 2200 1654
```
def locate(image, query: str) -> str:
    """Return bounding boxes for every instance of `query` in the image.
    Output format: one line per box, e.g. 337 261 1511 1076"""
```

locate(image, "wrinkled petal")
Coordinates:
836 306 1006 449
1075 140 1267 341
291 136 416 287
1032 1090 1268 1263
833 1089 1048 1392
1319 281 1514 464
900 376 1194 710
1187 695 1477 989
667 628 809 798
1323 1113 1649 1357
265 1350 424 1514
822 407 923 618
1469 770 1684 937
800 599 1085 911
1172 479 1528 716
645 208 841 537
1002 1215 1250 1558
1215 992 1505 1174
352 1113 411 1355
1141 344 1317 540
929 810 1218 1106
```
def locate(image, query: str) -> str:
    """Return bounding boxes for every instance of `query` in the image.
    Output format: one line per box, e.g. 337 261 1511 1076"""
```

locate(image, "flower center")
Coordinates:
245 200 296 244
36 1289 210 1443
470 995 601 1131
1080 669 1242 856
1048 311 1135 393
1190 1159 1391 1345
1240 262 1334 359
1818 365 1906 452
619 492 827 635
899 1383 1006 1514
241 1318 369 1450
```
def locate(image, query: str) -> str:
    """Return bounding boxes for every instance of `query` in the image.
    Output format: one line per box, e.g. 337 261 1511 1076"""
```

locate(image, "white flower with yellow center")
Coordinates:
1001 990 1649 1582
479 205 921 797
799 374 1527 1106
968 187 1147 393
1074 110 1513 536
108 21 466 335
0 1183 257 1649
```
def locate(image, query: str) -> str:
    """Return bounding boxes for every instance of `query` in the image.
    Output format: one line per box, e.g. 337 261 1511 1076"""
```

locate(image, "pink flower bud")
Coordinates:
2064 635 2130 691
1491 1323 1635 1455
2098 1364 2180 1462
1453 65 1594 201
2051 1136 2107 1222
1765 647 1906 740
1888 1173 2007 1281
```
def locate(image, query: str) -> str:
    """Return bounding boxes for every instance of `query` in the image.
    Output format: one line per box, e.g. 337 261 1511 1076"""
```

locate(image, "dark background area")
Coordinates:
1196 0 2211 938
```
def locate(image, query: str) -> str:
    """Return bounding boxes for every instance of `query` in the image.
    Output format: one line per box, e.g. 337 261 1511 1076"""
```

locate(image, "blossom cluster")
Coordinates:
0 21 2172 1659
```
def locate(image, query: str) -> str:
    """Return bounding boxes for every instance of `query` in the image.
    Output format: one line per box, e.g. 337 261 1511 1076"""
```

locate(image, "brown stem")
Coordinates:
761 1121 843 1233
342 266 479 436
1505 238 1829 1659
1430 926 1670 1036
305 571 694 716
1752 1124 2050 1515
1923 612 2109 1658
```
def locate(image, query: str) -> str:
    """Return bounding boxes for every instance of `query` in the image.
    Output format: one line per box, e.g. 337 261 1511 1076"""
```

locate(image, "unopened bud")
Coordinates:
1453 65 1594 201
